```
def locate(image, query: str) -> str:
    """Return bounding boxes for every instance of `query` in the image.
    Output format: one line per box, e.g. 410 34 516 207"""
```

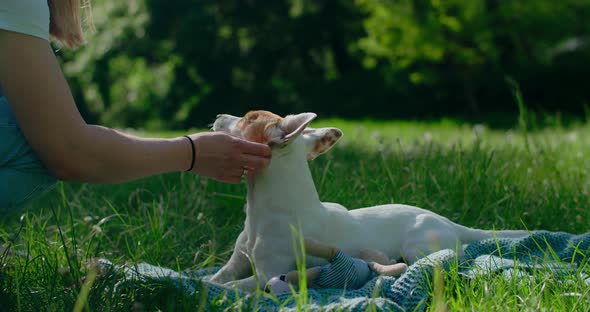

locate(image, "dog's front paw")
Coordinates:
222 275 261 292
209 270 230 284
264 275 292 295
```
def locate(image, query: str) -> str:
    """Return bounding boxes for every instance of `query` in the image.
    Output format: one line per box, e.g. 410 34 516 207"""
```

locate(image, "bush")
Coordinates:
58 0 590 129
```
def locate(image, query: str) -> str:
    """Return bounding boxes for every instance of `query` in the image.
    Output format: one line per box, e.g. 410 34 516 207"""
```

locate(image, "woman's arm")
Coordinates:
0 30 270 183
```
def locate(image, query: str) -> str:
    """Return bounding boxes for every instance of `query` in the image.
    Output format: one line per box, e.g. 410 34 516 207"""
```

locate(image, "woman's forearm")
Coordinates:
0 34 190 183
1 32 270 185
57 125 191 183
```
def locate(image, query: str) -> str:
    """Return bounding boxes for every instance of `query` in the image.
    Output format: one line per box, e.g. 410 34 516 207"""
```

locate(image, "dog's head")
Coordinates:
213 110 342 160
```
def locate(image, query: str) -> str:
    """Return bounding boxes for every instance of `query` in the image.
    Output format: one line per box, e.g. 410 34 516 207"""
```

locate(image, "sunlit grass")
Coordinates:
1 116 590 310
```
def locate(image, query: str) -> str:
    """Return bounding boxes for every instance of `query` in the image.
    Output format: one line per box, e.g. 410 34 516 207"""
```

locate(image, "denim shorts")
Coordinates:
0 90 57 212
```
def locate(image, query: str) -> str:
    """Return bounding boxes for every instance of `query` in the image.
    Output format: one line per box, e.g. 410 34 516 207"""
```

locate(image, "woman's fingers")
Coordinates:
218 176 242 184
239 154 270 171
219 163 259 183
188 132 272 183
236 139 272 158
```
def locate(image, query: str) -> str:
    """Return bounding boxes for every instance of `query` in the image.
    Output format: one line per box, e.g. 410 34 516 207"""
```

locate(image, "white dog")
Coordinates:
209 110 527 291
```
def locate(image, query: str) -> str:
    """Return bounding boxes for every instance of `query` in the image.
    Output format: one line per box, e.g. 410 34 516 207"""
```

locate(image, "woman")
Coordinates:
0 0 271 211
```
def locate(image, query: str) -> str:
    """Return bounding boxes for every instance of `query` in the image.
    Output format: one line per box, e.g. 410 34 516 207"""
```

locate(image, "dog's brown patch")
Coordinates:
238 110 283 144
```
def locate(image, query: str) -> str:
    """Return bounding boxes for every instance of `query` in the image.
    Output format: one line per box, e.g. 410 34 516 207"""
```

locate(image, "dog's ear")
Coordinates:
269 113 317 146
301 127 343 160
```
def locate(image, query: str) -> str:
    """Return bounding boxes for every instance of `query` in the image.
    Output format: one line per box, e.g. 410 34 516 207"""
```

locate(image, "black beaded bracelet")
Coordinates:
184 135 195 171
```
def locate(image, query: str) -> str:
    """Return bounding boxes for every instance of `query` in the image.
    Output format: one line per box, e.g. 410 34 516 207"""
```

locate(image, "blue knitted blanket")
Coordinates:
101 231 590 311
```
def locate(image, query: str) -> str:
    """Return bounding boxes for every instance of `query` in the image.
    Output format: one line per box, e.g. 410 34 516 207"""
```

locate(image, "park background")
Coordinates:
60 0 590 129
3 0 590 311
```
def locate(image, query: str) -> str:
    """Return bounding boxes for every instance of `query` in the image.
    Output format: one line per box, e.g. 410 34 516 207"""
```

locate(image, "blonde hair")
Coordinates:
47 0 93 48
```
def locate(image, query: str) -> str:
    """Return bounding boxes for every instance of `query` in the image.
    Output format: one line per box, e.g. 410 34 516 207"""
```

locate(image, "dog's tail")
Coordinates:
454 224 529 244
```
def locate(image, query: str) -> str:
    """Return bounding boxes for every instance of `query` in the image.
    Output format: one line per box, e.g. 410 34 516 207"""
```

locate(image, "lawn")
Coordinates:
1 116 590 311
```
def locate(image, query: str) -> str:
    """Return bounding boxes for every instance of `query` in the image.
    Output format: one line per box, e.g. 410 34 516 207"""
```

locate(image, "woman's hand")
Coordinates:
189 132 271 183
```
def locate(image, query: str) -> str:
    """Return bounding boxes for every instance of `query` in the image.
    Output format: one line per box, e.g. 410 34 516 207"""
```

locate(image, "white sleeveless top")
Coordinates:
0 0 49 41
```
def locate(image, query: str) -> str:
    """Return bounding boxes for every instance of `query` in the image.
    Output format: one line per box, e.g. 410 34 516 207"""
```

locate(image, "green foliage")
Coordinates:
58 0 590 129
358 0 590 113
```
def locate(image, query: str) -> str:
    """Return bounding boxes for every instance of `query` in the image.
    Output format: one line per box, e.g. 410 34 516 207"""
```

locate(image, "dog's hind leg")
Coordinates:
401 232 463 264
209 230 252 283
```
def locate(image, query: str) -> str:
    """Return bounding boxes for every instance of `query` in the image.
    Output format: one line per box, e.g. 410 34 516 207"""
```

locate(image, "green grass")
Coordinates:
1 116 590 311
